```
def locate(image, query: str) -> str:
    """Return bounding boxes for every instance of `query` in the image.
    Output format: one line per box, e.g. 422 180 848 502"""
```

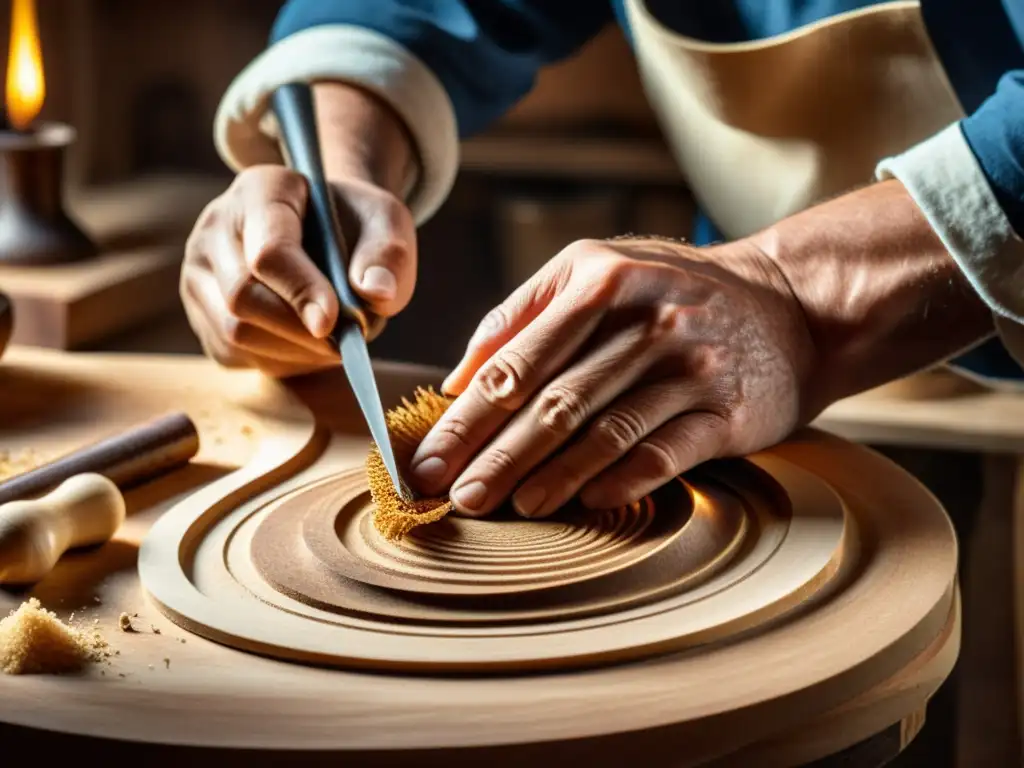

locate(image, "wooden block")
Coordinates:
0 174 227 350
0 246 182 348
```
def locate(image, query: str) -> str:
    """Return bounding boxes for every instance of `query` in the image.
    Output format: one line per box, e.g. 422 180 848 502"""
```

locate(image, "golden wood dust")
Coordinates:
366 387 454 540
0 598 110 675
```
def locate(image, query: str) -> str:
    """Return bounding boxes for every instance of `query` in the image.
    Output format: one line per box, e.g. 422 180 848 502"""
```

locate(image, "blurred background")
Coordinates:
0 3 1019 767
0 0 694 367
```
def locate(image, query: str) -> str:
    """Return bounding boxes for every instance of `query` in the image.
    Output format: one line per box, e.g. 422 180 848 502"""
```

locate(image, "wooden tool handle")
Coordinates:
0 473 126 584
270 83 386 342
0 411 199 505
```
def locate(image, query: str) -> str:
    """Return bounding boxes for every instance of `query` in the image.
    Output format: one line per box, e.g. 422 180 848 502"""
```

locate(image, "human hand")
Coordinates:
408 236 817 518
181 165 416 377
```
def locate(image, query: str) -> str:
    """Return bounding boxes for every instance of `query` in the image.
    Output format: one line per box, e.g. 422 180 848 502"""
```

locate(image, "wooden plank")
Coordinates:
0 174 226 350
815 369 1024 454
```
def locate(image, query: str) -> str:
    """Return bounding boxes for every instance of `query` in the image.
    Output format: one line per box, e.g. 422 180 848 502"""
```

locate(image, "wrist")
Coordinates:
312 82 415 198
746 179 993 409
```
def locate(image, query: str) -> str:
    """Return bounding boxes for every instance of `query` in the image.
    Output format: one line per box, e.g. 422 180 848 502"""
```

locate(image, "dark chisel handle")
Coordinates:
270 82 385 342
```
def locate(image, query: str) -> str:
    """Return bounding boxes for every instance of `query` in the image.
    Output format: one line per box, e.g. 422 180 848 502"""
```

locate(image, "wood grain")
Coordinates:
0 348 959 766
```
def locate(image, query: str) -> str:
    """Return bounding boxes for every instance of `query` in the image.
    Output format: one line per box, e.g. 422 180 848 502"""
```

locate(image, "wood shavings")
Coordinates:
366 387 454 540
0 598 110 674
0 448 43 481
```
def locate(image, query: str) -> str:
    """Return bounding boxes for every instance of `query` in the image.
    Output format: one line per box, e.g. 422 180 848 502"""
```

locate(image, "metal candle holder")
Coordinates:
0 121 96 265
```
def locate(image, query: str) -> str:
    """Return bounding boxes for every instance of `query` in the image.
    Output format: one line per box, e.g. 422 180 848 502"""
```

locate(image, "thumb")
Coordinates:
239 167 339 338
342 186 418 318
442 260 565 396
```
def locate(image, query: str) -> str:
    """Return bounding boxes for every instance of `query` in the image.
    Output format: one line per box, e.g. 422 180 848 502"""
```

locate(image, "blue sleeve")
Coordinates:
961 70 1024 237
270 1 614 139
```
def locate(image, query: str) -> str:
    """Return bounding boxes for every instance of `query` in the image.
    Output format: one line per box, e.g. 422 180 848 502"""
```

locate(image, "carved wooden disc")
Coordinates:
145 446 851 671
254 468 706 597
0 353 960 764
291 476 691 596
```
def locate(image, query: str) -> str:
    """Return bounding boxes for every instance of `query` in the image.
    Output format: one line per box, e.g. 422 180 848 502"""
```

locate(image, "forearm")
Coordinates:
748 179 994 411
312 82 414 196
215 1 611 225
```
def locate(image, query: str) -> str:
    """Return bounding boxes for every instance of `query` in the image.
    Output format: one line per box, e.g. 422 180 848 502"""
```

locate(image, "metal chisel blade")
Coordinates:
338 323 411 500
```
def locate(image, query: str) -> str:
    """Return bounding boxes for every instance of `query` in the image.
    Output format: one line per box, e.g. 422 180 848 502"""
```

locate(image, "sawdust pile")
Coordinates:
367 387 454 541
0 448 42 482
0 598 110 674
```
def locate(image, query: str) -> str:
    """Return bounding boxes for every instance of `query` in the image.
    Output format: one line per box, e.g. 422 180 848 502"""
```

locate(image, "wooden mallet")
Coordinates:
0 412 199 584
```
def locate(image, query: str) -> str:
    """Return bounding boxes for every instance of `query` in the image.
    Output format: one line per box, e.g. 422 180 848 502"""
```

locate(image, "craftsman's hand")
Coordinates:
181 169 415 377
409 237 817 517
181 83 417 378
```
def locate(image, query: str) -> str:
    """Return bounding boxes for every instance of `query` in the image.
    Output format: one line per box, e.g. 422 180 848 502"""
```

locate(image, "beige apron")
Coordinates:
625 0 963 240
625 0 1024 386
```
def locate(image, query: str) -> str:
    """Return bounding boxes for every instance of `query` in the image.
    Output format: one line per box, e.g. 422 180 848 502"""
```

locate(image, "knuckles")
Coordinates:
219 314 247 347
476 348 534 411
590 409 646 454
223 273 254 316
535 385 590 436
429 412 473 449
475 305 510 341
477 446 519 476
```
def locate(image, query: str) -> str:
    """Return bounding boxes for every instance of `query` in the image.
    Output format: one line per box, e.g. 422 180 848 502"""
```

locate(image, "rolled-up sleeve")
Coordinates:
214 1 612 224
875 68 1024 365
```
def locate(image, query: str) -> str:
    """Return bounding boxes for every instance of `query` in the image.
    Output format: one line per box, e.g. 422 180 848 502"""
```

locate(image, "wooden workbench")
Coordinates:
0 348 1005 765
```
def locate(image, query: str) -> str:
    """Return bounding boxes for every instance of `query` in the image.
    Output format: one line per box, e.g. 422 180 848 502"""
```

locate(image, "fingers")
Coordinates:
237 167 340 339
409 288 605 499
182 164 422 379
579 411 729 509
510 378 702 518
447 319 670 518
204 225 336 357
184 267 338 375
441 256 572 396
341 182 418 318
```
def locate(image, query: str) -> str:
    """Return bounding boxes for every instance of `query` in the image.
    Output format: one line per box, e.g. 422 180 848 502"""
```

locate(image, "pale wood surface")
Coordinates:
0 347 959 766
816 368 1024 453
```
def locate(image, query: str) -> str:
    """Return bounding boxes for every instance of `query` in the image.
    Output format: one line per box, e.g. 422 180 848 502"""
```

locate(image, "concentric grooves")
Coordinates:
270 472 695 596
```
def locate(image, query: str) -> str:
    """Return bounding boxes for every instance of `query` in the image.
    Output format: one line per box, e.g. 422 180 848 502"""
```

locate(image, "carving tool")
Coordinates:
0 411 199 506
270 83 411 500
0 473 125 584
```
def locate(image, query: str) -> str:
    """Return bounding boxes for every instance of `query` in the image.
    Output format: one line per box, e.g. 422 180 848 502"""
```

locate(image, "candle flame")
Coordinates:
5 0 44 130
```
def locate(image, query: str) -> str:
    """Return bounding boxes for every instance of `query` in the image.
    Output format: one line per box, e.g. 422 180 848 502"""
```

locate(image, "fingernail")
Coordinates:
451 480 488 512
513 485 547 518
411 456 447 488
361 266 397 300
301 302 328 336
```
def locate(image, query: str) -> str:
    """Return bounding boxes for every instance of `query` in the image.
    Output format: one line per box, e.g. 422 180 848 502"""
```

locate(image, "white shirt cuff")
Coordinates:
875 122 1024 367
213 25 459 226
